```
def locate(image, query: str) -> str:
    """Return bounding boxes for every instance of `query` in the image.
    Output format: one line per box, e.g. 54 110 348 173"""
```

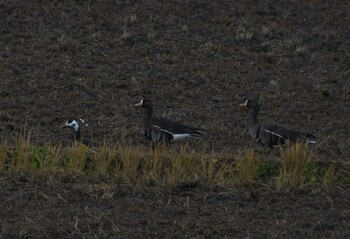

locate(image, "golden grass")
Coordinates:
277 143 312 191
65 143 89 173
0 134 348 191
234 149 260 186
0 137 8 171
90 143 117 180
166 145 197 185
116 142 142 184
200 154 217 185
14 131 32 171
322 166 338 188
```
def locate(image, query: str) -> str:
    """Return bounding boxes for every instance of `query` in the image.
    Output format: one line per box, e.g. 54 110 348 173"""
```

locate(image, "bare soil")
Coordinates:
0 0 349 238
1 177 349 239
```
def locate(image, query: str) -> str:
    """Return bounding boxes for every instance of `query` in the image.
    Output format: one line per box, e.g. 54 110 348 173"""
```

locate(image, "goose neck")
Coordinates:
74 128 81 141
142 106 153 127
249 107 259 124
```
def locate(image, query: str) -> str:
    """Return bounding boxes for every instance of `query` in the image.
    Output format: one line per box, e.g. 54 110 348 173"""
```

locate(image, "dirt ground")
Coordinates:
0 177 349 239
0 0 349 238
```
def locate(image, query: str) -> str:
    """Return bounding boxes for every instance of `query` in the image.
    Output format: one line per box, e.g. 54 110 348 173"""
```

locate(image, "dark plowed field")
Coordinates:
1 0 349 238
0 178 349 239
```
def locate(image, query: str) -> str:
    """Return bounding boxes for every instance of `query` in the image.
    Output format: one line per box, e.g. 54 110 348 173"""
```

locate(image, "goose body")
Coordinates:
60 119 99 147
240 99 316 147
135 99 204 147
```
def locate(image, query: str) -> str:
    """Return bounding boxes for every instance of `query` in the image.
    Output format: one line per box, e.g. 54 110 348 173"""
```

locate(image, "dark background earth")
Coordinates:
1 178 349 239
1 0 349 238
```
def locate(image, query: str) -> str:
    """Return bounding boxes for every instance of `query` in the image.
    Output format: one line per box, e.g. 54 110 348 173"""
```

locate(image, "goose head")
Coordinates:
135 99 153 109
239 99 259 110
61 119 80 132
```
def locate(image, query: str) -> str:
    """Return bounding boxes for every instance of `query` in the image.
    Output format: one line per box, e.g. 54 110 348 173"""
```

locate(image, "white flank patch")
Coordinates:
307 139 317 144
262 128 284 140
172 133 191 141
153 125 192 142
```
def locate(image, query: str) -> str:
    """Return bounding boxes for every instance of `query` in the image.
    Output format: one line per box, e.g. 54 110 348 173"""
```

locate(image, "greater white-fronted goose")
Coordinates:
239 99 316 147
135 99 204 147
60 119 99 147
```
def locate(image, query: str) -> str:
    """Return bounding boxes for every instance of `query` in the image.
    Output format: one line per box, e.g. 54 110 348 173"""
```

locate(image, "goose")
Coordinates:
135 99 204 147
239 99 316 147
60 119 99 147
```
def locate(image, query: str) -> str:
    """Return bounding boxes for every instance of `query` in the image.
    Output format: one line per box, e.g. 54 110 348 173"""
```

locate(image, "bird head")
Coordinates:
60 119 80 132
239 99 259 110
134 99 153 109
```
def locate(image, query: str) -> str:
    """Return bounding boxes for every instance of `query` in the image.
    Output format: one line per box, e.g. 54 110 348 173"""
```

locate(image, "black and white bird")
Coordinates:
60 119 99 147
135 99 204 148
239 99 316 147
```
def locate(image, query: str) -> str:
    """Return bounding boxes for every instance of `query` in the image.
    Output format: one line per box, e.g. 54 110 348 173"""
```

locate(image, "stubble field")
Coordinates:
0 0 349 238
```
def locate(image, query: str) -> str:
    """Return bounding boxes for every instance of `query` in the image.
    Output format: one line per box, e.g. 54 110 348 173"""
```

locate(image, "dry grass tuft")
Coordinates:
235 24 254 41
64 143 89 174
261 22 279 37
0 138 9 171
322 166 338 188
234 149 260 185
284 38 308 55
89 143 117 180
121 30 130 39
166 145 197 185
0 134 348 191
236 32 253 41
12 131 32 171
116 142 142 184
277 143 311 191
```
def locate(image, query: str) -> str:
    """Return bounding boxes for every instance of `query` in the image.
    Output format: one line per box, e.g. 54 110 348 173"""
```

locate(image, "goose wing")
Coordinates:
255 122 287 147
152 117 203 137
258 122 316 146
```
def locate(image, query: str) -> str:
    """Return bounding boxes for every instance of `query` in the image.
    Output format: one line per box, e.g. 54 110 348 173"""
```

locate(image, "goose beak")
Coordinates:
134 100 143 107
239 102 247 107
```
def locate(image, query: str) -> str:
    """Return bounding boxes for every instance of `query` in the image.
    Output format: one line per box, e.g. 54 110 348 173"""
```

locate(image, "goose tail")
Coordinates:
306 134 316 144
190 131 204 139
